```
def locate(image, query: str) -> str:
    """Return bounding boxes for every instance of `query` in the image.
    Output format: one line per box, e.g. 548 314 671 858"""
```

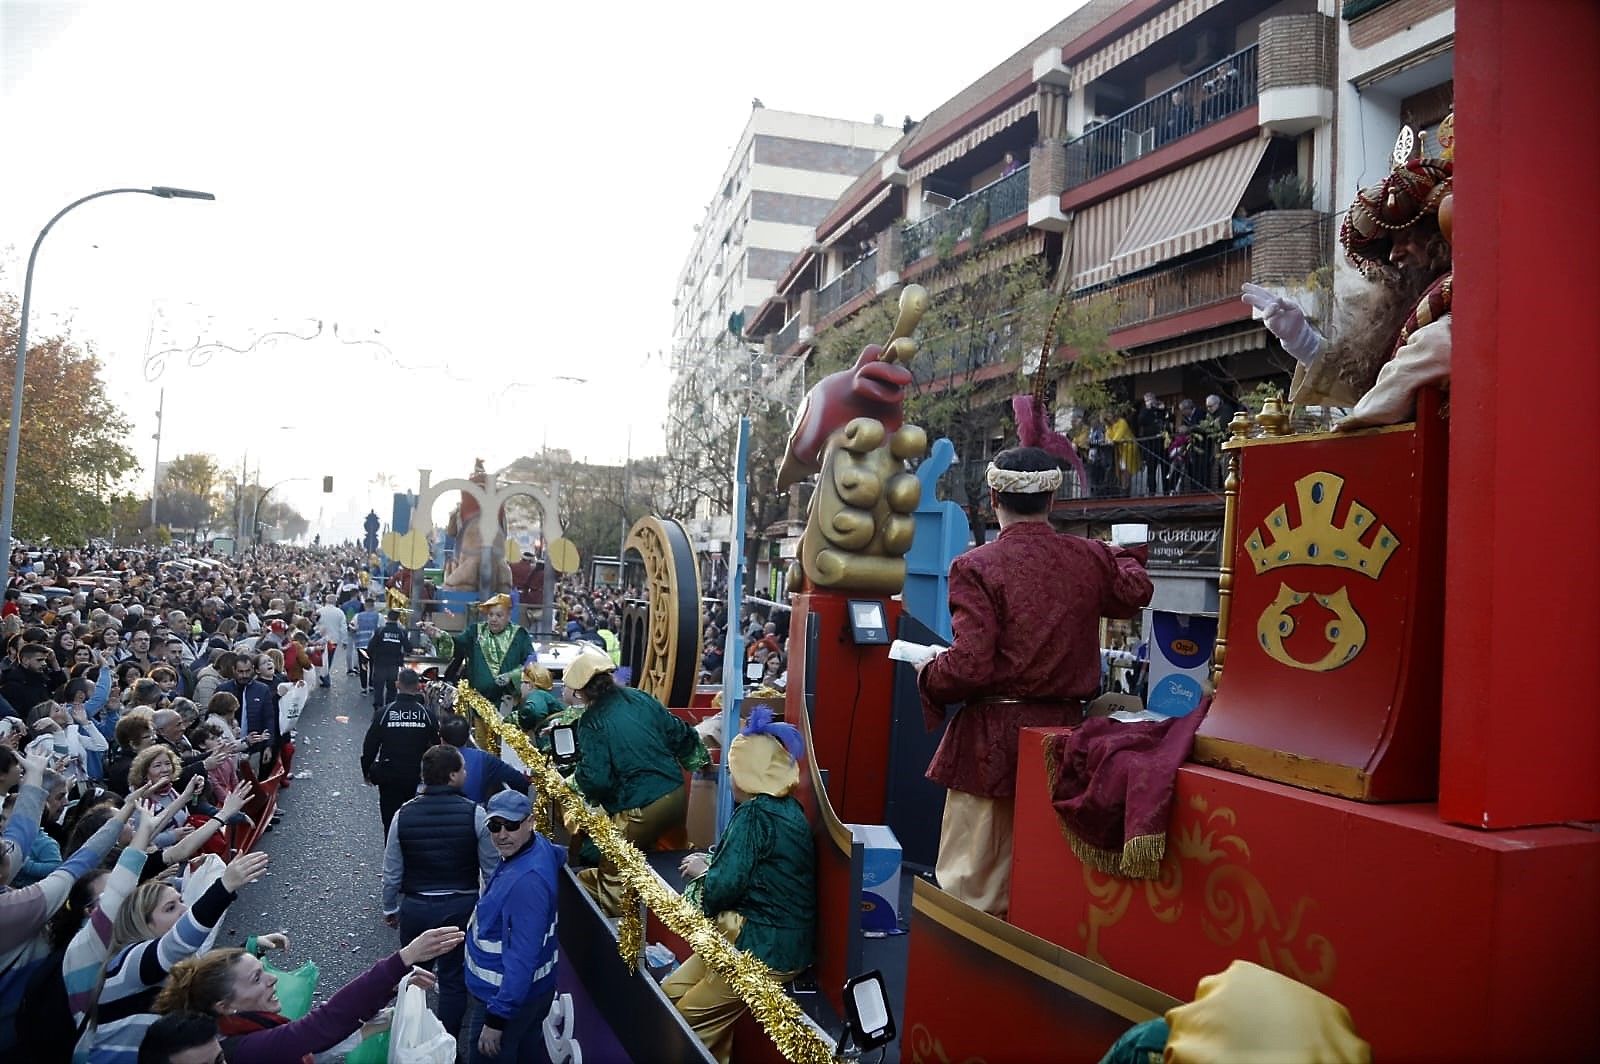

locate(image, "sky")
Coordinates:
0 0 1089 543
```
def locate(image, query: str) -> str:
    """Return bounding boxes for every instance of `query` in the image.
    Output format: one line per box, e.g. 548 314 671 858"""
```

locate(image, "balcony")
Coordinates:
816 248 878 319
774 314 802 356
1066 45 1259 189
950 428 1228 512
1053 431 1227 502
903 163 1031 264
1081 245 1252 332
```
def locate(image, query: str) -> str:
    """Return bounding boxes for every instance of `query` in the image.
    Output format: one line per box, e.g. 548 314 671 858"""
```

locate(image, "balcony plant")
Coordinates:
1267 173 1316 210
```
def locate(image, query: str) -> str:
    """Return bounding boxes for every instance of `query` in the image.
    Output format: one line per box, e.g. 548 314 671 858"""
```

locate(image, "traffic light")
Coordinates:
323 476 334 493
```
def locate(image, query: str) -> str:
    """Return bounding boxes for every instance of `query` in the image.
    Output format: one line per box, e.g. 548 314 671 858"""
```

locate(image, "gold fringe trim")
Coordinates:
1063 829 1166 880
456 685 836 1064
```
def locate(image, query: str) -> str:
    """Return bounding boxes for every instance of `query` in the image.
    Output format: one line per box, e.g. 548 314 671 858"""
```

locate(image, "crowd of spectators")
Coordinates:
0 541 476 1062
1061 390 1247 499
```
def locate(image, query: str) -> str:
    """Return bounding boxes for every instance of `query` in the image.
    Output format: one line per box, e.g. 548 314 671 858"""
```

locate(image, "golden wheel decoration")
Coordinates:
623 516 703 707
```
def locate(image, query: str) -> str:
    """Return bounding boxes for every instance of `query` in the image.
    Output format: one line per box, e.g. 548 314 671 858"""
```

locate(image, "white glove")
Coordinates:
1241 283 1323 365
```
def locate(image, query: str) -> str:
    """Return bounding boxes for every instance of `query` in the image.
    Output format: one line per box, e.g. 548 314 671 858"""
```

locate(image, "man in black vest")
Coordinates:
365 608 412 711
380 743 499 1042
361 669 440 834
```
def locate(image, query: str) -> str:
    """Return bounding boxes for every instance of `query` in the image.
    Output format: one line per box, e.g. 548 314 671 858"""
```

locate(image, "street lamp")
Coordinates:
252 477 309 544
0 186 215 591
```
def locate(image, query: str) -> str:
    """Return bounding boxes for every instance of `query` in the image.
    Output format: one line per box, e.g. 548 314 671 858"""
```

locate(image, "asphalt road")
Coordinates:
220 658 397 1003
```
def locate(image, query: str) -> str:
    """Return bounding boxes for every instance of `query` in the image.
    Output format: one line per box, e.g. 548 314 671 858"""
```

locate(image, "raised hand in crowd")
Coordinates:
220 849 272 892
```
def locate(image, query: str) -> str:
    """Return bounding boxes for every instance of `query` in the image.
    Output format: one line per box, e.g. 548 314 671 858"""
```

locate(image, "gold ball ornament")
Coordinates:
547 537 580 574
390 528 432 570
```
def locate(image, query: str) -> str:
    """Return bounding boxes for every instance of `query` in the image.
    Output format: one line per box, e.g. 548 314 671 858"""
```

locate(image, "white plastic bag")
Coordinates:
387 972 455 1064
277 680 310 735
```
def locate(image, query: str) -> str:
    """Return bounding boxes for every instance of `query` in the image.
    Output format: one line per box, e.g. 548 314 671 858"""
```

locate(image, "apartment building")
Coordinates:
666 107 902 538
749 0 1350 612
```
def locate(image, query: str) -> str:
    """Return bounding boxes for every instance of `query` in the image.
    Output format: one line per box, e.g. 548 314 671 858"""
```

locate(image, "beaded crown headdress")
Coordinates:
1339 112 1454 274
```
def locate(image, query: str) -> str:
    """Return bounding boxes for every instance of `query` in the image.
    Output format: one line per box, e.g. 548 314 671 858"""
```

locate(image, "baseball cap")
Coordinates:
269 619 287 634
562 645 615 691
485 790 532 823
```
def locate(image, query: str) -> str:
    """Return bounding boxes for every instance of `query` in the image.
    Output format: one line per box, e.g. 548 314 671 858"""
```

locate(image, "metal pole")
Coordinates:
0 187 212 593
150 386 164 527
235 452 248 543
617 426 631 580
716 415 751 836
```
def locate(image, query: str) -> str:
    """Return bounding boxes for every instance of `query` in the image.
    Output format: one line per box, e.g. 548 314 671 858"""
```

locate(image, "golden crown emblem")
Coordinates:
1244 473 1399 579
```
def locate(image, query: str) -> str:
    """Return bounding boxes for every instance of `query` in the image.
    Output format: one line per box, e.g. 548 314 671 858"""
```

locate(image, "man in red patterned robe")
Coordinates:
916 446 1153 916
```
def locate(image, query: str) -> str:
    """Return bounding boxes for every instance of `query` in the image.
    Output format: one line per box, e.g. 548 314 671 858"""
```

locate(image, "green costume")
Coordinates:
573 686 705 815
696 794 815 971
447 621 533 702
516 687 566 733
1098 1019 1169 1064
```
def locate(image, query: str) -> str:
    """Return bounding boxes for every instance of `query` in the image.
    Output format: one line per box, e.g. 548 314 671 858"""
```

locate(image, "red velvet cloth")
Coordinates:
917 522 1153 798
1048 700 1209 876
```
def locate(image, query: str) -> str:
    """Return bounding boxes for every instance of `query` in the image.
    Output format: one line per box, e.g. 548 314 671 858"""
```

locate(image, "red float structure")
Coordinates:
896 4 1600 1060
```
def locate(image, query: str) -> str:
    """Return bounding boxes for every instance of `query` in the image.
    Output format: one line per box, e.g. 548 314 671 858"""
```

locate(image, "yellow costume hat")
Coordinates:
522 662 553 691
477 593 513 611
562 645 615 691
1164 961 1370 1064
727 706 803 798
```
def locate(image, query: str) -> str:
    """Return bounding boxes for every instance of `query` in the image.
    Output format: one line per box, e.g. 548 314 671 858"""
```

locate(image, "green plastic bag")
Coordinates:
263 958 319 1021
344 1029 390 1064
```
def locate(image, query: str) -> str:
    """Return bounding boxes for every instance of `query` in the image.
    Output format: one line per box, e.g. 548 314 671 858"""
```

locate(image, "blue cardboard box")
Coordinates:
848 823 902 933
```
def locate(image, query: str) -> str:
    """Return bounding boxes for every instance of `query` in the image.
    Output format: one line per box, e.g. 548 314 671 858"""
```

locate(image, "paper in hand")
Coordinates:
888 640 949 665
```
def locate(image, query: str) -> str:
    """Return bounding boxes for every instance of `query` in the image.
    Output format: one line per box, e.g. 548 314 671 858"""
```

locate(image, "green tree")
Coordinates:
811 255 1118 546
0 291 137 542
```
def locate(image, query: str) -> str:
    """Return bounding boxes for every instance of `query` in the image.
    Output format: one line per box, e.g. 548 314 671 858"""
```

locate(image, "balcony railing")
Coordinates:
1066 44 1259 188
1080 245 1252 330
1053 431 1229 501
903 163 1031 264
951 428 1227 508
774 314 801 355
816 248 877 318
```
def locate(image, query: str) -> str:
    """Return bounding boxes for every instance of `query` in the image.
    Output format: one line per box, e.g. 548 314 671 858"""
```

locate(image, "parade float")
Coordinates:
440 7 1596 1059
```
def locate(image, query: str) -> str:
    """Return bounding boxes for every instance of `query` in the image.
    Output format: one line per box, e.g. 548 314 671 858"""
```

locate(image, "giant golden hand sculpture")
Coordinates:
783 286 930 595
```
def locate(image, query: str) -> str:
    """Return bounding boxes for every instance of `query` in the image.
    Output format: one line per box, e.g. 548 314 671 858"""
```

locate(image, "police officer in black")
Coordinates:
380 743 498 1042
365 608 412 711
361 669 440 834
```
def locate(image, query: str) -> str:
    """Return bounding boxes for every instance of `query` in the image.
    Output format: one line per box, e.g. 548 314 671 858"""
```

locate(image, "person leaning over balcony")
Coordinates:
1135 393 1169 495
915 447 1152 917
667 707 814 1064
1161 90 1195 145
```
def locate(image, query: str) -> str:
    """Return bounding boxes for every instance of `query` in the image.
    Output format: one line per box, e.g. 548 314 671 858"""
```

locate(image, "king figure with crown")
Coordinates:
1191 117 1458 799
1243 115 1455 431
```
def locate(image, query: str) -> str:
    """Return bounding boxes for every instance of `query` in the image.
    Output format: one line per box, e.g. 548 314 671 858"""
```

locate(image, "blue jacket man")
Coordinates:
217 656 278 761
464 790 564 1062
439 715 530 805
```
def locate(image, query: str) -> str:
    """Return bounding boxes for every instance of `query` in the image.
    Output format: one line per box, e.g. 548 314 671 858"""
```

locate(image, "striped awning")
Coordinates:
908 95 1038 181
1071 0 1228 90
1077 325 1267 382
1108 137 1268 277
1067 185 1147 290
819 185 892 249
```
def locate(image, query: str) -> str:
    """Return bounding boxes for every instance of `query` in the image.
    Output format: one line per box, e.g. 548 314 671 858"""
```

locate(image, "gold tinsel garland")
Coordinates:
455 685 836 1064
